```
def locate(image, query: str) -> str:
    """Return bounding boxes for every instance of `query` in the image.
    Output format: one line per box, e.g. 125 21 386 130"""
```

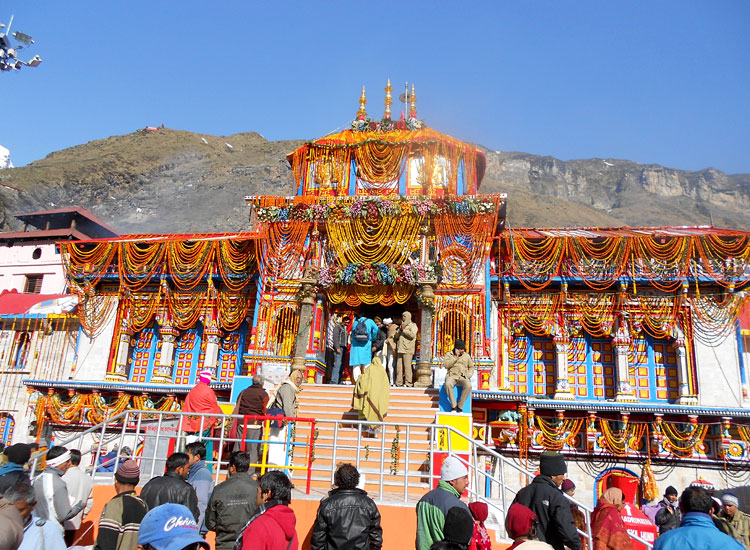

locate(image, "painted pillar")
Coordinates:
153 325 178 382
673 339 696 404
111 320 134 381
291 276 317 373
202 325 223 379
614 344 636 401
415 280 436 387
553 341 574 399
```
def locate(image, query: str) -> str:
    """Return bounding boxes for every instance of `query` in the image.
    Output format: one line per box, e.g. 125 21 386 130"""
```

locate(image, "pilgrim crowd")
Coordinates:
0 336 748 550
1 438 749 550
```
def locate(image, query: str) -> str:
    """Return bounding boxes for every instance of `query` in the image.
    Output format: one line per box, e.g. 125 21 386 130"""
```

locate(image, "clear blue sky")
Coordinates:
3 1 749 173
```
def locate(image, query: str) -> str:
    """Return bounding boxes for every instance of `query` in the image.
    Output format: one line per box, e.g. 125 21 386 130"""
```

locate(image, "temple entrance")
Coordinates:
323 297 422 384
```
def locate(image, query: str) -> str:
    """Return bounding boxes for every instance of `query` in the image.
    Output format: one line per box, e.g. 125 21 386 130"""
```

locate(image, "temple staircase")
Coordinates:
292 384 441 502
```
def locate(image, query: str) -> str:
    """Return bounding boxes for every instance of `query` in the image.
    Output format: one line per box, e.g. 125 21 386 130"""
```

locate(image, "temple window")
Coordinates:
269 305 299 357
0 413 14 444
567 337 617 400
12 332 31 369
214 325 245 382
173 326 201 384
508 335 555 397
129 326 159 383
24 274 43 294
628 336 679 402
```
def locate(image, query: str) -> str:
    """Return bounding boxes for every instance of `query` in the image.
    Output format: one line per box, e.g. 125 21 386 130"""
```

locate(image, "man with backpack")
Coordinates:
349 315 379 382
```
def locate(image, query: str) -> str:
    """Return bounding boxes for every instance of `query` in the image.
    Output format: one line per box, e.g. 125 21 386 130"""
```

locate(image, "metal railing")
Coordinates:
34 408 653 549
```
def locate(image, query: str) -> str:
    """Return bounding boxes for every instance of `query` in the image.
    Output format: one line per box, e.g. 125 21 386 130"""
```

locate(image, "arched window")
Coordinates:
12 332 31 369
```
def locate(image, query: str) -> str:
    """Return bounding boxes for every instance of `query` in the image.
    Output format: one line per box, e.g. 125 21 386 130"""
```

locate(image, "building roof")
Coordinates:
0 289 73 315
506 225 750 239
15 206 117 235
0 227 96 242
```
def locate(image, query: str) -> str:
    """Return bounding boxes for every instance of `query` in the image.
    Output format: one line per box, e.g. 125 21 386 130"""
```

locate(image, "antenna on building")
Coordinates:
399 82 410 119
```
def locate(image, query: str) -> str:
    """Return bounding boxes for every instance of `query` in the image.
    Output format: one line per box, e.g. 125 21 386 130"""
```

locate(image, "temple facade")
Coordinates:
15 86 750 498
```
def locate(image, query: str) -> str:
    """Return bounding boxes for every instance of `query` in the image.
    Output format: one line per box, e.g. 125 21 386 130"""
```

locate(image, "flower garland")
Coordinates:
598 420 646 457
505 230 750 291
390 426 400 475
534 416 583 450
318 262 441 288
254 195 497 222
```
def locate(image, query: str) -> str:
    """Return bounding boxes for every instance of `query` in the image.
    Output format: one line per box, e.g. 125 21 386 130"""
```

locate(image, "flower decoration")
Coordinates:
254 196 496 222
317 262 441 288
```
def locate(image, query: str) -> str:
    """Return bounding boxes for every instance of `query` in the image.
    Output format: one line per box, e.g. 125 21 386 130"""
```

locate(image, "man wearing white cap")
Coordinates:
32 445 85 528
720 493 750 549
415 455 470 550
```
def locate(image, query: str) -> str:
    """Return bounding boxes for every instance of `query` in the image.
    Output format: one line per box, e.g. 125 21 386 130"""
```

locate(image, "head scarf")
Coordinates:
506 502 537 539
601 487 624 507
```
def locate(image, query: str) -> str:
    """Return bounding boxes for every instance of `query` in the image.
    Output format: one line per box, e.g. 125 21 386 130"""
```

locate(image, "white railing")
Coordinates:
34 409 652 549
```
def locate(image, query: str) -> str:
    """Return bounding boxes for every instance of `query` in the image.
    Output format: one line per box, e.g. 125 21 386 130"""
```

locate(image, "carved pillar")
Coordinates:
152 324 178 382
202 324 224 379
110 320 134 381
291 277 317 372
672 335 696 404
614 344 636 401
553 341 574 399
415 280 436 387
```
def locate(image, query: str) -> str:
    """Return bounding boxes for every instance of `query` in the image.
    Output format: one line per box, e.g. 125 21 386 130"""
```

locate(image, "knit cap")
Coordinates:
115 459 140 485
539 451 567 476
440 455 468 481
4 443 31 465
506 502 537 539
561 479 576 492
443 506 474 546
722 493 740 507
468 501 489 522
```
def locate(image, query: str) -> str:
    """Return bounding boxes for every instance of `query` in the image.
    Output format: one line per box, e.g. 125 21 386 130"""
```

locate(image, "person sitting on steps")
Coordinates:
442 339 474 413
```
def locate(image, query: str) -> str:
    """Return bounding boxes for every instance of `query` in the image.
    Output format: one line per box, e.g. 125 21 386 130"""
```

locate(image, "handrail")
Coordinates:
33 408 653 549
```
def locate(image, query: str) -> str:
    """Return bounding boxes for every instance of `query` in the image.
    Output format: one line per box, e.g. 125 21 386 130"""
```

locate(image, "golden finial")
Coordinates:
409 84 417 118
384 78 393 119
357 86 367 120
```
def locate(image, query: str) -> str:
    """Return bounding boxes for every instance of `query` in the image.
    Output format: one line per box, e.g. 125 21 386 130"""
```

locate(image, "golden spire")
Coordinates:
384 78 392 119
408 84 417 118
356 86 367 120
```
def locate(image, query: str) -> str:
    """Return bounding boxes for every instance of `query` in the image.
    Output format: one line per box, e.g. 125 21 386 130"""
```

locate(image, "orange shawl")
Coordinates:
182 381 223 433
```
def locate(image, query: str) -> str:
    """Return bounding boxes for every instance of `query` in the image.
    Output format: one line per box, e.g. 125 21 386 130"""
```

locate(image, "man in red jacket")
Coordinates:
236 470 298 550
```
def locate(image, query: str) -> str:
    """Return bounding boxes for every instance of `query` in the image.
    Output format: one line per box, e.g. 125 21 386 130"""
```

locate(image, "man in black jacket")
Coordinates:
511 451 581 550
655 486 681 534
140 452 199 521
330 315 350 385
0 443 31 494
205 451 259 550
311 463 382 550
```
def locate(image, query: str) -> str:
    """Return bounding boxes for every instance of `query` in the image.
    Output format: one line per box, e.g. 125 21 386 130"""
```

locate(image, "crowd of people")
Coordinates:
327 311 419 387
2 436 750 550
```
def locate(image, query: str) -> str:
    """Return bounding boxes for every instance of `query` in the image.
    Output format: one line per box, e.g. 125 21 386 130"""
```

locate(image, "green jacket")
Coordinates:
415 480 469 550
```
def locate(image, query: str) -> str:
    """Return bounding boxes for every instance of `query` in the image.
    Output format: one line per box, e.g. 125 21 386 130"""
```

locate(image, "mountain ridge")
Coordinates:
0 127 747 235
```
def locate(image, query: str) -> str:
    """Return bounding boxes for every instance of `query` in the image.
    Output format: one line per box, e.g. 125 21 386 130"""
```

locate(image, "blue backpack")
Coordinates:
353 319 370 342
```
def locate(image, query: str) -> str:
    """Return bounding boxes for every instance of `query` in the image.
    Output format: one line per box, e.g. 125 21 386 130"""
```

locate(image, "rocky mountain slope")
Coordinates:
0 128 747 235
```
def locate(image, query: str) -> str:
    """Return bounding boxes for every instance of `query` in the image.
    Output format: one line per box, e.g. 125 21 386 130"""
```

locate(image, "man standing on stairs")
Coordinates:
442 339 474 413
330 315 351 385
512 452 581 550
416 455 470 550
350 315 379 382
395 311 418 387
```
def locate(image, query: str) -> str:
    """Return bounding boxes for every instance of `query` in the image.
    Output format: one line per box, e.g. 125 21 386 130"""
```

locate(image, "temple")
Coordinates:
13 83 750 494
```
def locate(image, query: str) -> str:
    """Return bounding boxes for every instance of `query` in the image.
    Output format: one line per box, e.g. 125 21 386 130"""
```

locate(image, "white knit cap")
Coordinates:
383 318 393 325
440 455 468 481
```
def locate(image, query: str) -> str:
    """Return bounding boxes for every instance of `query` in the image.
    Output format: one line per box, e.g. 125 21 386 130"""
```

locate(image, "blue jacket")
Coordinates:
188 460 214 534
349 317 379 367
653 512 745 550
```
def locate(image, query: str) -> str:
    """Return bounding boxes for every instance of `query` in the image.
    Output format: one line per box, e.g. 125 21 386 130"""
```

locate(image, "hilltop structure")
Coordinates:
16 85 750 500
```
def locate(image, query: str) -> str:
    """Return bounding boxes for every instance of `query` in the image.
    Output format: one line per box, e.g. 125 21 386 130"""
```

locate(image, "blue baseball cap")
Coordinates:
137 504 208 550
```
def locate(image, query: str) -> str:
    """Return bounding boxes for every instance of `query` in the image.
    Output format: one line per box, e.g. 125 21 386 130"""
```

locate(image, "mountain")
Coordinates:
0 128 747 234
